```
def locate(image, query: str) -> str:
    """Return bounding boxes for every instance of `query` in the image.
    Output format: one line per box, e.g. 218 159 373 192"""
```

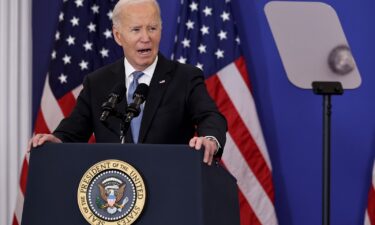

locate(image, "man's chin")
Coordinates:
135 58 156 69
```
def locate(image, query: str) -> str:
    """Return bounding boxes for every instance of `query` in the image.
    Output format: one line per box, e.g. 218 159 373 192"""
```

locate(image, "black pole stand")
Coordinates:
312 81 343 225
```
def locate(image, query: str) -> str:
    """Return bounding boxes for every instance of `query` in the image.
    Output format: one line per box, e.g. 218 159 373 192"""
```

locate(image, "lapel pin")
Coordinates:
159 80 166 84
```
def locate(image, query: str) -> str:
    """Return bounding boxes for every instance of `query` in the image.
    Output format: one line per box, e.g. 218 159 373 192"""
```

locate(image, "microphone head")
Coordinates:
133 83 149 100
110 83 126 102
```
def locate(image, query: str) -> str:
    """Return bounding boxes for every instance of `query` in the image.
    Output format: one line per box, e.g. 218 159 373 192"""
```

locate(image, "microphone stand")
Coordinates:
101 109 132 144
312 81 343 225
119 113 138 144
102 85 148 144
119 104 141 143
119 118 131 144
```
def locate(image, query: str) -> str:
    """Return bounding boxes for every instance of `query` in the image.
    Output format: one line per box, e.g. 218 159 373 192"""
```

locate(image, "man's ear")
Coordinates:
112 26 122 46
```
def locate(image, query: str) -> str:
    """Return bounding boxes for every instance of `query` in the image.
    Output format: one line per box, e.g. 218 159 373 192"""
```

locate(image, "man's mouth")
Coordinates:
137 48 152 54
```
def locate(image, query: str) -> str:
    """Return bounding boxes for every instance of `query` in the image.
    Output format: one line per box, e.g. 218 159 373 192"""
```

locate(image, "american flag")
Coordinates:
172 0 278 224
12 0 122 224
365 161 375 225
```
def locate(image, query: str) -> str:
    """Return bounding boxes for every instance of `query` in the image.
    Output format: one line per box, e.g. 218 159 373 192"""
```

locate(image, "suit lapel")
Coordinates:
138 54 174 143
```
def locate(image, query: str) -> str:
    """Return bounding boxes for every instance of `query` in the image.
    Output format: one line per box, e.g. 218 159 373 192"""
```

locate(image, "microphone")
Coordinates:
124 83 149 122
100 83 126 122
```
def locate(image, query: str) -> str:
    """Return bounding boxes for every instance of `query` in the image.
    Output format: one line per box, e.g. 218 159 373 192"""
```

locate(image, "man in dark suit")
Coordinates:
29 0 227 165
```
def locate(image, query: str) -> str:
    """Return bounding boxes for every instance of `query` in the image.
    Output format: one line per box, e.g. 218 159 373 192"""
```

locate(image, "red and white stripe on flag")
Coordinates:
365 161 375 225
206 57 278 225
171 0 278 223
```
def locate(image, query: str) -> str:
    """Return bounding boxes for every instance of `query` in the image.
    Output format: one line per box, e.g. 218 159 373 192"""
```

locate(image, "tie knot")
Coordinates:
132 71 144 82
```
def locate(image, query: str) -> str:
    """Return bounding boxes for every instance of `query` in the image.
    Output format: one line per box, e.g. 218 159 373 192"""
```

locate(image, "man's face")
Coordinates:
113 2 161 71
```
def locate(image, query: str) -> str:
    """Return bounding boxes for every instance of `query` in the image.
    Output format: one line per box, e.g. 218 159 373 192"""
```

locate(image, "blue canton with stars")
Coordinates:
49 0 122 99
172 0 242 78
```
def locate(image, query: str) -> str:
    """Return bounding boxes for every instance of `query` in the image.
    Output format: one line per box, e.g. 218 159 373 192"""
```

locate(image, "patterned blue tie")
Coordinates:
128 71 144 143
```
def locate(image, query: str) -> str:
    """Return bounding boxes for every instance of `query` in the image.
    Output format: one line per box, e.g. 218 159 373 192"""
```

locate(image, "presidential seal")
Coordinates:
77 160 146 225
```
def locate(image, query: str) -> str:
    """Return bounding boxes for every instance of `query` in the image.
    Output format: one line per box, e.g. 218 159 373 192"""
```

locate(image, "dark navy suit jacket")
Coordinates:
53 53 227 156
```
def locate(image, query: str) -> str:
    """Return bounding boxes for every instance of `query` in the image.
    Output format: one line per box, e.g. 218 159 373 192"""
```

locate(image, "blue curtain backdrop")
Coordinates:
32 0 375 224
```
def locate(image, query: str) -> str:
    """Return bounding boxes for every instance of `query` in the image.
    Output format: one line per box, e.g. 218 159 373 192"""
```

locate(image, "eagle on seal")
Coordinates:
98 183 126 210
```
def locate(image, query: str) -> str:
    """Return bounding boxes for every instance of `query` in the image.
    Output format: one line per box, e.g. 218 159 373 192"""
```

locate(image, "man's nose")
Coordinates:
139 29 151 42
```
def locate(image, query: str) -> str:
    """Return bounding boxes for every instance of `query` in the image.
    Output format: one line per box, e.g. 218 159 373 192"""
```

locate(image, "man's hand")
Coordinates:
189 136 218 166
27 134 62 152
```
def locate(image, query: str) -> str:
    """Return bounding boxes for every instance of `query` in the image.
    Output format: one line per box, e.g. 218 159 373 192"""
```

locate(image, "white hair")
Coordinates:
112 0 162 28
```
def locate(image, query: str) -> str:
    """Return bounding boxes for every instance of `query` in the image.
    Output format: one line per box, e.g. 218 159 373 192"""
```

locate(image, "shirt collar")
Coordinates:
124 56 158 79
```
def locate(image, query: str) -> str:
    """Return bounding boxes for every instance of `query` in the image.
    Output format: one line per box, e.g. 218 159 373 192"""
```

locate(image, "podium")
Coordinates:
21 143 240 225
